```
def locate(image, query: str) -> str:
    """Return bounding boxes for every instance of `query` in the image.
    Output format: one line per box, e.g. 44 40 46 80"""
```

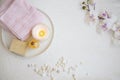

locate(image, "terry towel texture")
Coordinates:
0 0 42 41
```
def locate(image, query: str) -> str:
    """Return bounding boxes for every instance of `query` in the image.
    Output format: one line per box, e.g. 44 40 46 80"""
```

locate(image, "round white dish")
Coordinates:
1 9 54 57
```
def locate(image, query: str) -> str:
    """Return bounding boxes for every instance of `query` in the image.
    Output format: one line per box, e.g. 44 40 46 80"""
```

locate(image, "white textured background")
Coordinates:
0 0 120 80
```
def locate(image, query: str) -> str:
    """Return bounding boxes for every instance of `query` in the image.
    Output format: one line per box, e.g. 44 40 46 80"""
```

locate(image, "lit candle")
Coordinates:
32 23 49 41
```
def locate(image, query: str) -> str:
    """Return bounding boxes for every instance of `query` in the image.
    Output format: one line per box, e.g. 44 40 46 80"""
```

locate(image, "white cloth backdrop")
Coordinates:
0 0 120 80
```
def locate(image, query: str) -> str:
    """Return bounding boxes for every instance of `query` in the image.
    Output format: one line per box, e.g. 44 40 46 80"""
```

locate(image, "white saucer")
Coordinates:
1 9 54 57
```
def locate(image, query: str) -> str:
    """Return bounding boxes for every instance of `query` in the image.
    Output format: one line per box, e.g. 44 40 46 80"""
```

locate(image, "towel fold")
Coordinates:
0 0 42 41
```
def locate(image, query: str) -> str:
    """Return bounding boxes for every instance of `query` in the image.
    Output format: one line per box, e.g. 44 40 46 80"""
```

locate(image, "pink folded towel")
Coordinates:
0 0 42 41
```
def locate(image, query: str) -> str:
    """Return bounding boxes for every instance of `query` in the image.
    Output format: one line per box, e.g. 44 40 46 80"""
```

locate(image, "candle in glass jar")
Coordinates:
32 23 49 41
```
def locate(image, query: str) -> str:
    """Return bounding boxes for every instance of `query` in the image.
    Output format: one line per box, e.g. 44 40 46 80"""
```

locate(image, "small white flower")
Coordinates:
114 28 120 40
88 0 95 5
112 22 120 31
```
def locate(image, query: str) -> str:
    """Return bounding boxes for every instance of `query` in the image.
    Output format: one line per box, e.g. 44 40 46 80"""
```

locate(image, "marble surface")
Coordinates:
0 0 120 80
